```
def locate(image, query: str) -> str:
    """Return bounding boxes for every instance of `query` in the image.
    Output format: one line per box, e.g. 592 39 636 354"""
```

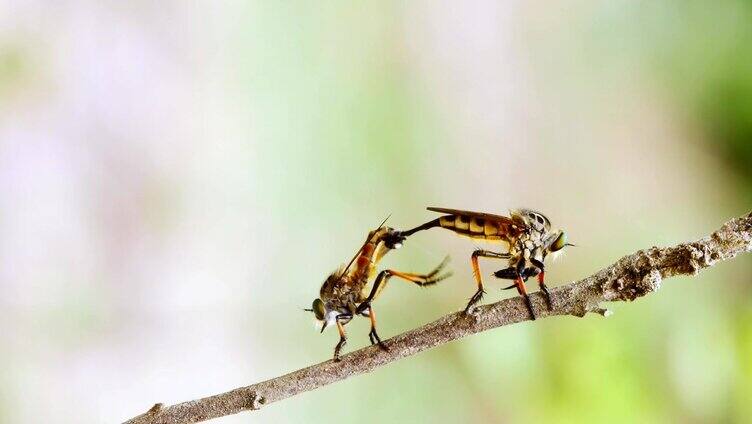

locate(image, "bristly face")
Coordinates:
306 297 340 333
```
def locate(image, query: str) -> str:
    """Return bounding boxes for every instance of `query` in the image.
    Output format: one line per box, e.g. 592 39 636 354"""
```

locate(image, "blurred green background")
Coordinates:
1 1 750 423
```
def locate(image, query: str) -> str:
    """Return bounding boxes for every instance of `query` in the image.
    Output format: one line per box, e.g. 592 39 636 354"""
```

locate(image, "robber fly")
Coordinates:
400 207 573 319
306 218 451 361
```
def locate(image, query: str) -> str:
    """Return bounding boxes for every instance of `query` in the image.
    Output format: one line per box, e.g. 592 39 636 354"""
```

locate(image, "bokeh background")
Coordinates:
1 1 751 423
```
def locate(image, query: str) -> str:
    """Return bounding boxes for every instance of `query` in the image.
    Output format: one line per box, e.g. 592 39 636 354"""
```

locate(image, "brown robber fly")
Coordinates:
306 217 451 361
399 207 573 319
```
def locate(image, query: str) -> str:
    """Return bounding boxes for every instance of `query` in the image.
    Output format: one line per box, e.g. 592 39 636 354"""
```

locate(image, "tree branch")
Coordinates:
124 211 752 424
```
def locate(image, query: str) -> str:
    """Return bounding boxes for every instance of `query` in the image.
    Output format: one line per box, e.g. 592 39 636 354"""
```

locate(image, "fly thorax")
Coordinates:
523 239 537 251
324 298 342 311
327 284 357 307
510 238 523 255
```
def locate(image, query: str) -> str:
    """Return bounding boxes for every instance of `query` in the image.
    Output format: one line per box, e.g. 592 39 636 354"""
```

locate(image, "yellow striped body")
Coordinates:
438 214 507 241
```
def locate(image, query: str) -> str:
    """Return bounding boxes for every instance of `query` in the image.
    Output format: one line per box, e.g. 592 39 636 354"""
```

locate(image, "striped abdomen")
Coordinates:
438 214 517 242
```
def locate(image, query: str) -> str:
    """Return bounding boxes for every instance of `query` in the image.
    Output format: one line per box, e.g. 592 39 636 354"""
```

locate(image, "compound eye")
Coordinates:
551 231 567 252
312 299 326 321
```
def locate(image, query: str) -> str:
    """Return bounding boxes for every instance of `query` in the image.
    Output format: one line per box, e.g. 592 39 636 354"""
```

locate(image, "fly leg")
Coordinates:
466 250 511 315
359 305 387 351
530 258 551 310
515 260 537 320
355 258 451 350
356 274 389 351
358 257 451 308
516 276 536 320
398 218 442 238
495 267 537 288
493 264 536 320
382 257 452 288
356 302 387 351
355 306 386 352
333 312 353 362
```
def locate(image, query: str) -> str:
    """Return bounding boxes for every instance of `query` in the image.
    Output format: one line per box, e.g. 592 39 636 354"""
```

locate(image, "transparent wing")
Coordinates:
427 206 518 226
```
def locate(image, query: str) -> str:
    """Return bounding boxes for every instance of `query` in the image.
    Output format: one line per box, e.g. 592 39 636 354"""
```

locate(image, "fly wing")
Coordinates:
426 206 528 240
427 207 517 225
333 215 392 286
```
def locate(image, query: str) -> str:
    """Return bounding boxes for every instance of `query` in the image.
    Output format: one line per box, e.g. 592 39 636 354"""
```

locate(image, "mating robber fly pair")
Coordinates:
305 207 574 361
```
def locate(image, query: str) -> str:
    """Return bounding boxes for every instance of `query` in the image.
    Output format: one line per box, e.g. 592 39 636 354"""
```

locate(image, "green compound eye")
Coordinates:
312 299 326 321
551 231 567 252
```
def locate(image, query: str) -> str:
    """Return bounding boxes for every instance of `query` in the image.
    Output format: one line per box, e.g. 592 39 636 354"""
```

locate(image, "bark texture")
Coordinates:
124 211 752 424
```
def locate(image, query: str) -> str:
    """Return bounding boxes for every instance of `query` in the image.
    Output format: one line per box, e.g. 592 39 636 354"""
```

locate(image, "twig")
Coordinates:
124 211 752 424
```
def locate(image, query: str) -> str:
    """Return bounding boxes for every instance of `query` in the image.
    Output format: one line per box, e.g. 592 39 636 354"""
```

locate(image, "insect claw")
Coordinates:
523 294 536 320
465 303 485 320
368 329 388 351
540 285 552 310
464 289 486 315
333 337 346 361
383 230 407 249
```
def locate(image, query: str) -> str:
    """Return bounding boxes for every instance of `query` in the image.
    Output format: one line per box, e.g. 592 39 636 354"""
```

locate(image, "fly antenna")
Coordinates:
339 214 391 278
